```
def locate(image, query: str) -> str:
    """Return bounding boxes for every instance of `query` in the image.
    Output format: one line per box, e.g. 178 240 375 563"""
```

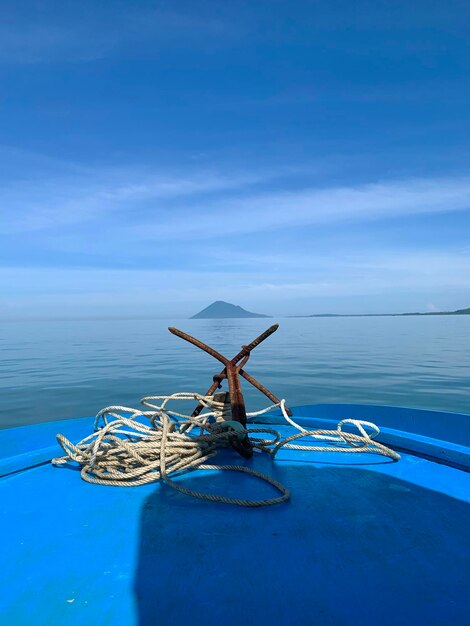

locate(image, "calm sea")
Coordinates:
1 316 469 429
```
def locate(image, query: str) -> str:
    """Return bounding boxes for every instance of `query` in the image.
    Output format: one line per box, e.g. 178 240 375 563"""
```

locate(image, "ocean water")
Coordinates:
1 316 469 429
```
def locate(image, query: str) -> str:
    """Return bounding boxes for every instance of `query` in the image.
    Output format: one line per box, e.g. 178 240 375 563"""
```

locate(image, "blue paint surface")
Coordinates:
1 405 469 625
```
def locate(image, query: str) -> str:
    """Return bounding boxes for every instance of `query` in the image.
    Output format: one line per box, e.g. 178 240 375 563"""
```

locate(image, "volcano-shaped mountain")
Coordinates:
191 301 269 319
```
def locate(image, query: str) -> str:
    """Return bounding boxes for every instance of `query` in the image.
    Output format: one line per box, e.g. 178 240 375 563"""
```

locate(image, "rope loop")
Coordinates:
53 393 400 506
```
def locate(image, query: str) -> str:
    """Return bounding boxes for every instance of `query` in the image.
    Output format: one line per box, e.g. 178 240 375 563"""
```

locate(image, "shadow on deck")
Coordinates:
134 460 469 626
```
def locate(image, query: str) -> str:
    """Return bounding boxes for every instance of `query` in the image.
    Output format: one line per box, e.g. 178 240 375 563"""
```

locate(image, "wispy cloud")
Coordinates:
0 163 275 235
135 176 470 241
0 3 233 65
2 248 469 317
1 148 469 316
2 159 470 241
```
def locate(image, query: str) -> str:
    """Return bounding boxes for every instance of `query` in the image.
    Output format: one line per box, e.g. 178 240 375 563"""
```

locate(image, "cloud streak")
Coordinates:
1 149 469 317
2 159 470 242
0 164 275 235
136 175 470 240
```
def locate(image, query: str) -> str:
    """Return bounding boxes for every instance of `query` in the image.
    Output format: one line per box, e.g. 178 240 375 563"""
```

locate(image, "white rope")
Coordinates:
268 400 400 460
52 393 400 507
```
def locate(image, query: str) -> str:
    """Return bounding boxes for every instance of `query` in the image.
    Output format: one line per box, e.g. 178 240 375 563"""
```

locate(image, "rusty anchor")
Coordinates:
168 324 291 459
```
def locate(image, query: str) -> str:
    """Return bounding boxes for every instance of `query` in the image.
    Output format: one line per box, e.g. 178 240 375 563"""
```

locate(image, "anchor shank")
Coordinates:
225 363 253 458
225 363 247 426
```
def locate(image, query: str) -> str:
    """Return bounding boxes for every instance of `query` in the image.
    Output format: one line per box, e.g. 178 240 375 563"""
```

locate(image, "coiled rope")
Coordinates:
52 393 400 507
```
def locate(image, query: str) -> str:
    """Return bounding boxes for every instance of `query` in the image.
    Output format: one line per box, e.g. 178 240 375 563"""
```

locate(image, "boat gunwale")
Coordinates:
1 403 469 478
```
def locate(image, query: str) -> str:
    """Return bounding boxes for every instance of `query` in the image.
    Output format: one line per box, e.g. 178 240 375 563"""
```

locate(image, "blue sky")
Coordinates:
1 0 470 318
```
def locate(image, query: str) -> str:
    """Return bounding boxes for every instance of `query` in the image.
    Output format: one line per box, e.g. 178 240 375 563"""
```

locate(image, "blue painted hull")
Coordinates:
1 404 469 625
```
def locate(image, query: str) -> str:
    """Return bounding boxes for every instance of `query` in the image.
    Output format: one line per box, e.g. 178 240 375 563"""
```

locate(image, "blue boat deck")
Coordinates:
1 405 469 626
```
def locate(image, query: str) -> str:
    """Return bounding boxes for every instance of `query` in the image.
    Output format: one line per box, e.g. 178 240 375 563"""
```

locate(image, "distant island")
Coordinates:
302 306 470 318
190 301 470 320
191 301 269 319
